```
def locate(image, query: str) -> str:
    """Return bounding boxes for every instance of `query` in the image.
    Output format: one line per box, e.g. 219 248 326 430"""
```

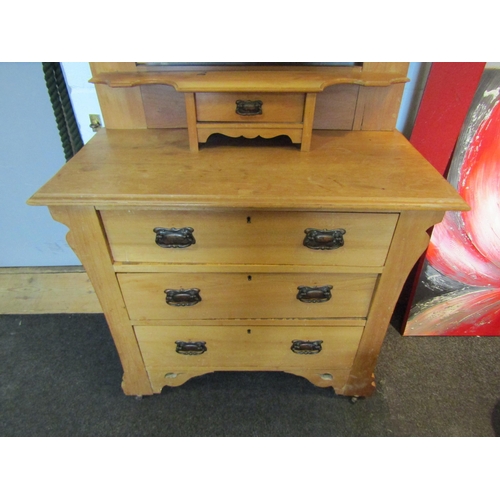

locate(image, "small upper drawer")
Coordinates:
101 210 398 267
195 92 305 123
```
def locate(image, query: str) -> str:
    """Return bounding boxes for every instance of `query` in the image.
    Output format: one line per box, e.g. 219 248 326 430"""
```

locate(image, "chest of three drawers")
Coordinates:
29 128 467 398
100 208 398 394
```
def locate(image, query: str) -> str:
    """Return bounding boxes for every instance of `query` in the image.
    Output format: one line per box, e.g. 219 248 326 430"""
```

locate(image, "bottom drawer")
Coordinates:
135 325 363 388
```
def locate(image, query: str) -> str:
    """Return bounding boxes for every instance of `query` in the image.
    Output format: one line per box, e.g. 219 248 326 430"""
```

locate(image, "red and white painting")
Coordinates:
404 70 500 336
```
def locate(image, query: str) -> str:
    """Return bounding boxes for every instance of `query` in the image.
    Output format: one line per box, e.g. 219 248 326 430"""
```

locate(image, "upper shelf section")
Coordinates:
89 67 409 92
88 62 411 149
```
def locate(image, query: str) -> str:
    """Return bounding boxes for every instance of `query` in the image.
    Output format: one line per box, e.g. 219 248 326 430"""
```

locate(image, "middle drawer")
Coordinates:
118 272 378 321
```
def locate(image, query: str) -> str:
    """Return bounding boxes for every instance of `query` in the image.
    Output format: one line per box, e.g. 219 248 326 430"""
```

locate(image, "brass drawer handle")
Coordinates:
154 227 196 248
303 228 346 250
297 285 333 303
235 99 263 116
165 288 202 306
291 340 323 355
175 341 207 355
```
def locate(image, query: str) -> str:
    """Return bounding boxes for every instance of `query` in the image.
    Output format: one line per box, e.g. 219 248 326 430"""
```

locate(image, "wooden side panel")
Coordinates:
353 63 409 131
313 85 359 130
341 210 445 397
301 93 316 151
141 85 187 128
184 92 199 151
90 63 147 129
49 206 152 395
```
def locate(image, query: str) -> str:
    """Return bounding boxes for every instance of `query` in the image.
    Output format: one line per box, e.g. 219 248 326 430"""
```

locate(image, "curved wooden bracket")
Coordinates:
48 206 154 396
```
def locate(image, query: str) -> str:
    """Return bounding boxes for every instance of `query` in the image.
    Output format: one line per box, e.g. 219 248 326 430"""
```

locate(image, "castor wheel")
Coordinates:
134 395 143 401
350 396 360 404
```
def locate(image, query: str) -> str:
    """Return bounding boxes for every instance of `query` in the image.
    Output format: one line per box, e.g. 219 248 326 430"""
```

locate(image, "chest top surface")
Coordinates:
28 128 468 212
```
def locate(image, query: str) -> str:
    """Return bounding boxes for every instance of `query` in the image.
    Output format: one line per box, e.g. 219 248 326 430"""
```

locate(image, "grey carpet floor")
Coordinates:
1 314 499 436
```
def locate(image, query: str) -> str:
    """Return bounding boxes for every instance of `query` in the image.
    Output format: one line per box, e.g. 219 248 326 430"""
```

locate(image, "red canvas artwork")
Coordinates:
404 70 500 336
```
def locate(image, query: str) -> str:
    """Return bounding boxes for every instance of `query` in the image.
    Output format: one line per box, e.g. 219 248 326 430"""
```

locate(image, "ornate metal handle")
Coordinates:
165 288 202 306
235 99 263 116
303 228 346 250
291 340 323 354
175 341 207 355
297 285 333 303
154 227 196 248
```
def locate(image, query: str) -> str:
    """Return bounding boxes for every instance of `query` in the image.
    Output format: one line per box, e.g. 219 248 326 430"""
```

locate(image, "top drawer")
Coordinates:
195 92 305 123
101 210 398 267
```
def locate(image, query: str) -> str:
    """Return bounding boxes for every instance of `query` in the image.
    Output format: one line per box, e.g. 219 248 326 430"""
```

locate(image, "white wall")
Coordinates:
0 63 80 267
61 63 103 144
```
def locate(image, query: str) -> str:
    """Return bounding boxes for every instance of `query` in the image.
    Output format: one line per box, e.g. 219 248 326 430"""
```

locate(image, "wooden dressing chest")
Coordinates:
28 63 467 398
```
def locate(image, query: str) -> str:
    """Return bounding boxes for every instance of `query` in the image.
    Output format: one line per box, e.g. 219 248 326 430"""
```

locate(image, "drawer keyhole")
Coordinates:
247 216 251 223
247 275 252 281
